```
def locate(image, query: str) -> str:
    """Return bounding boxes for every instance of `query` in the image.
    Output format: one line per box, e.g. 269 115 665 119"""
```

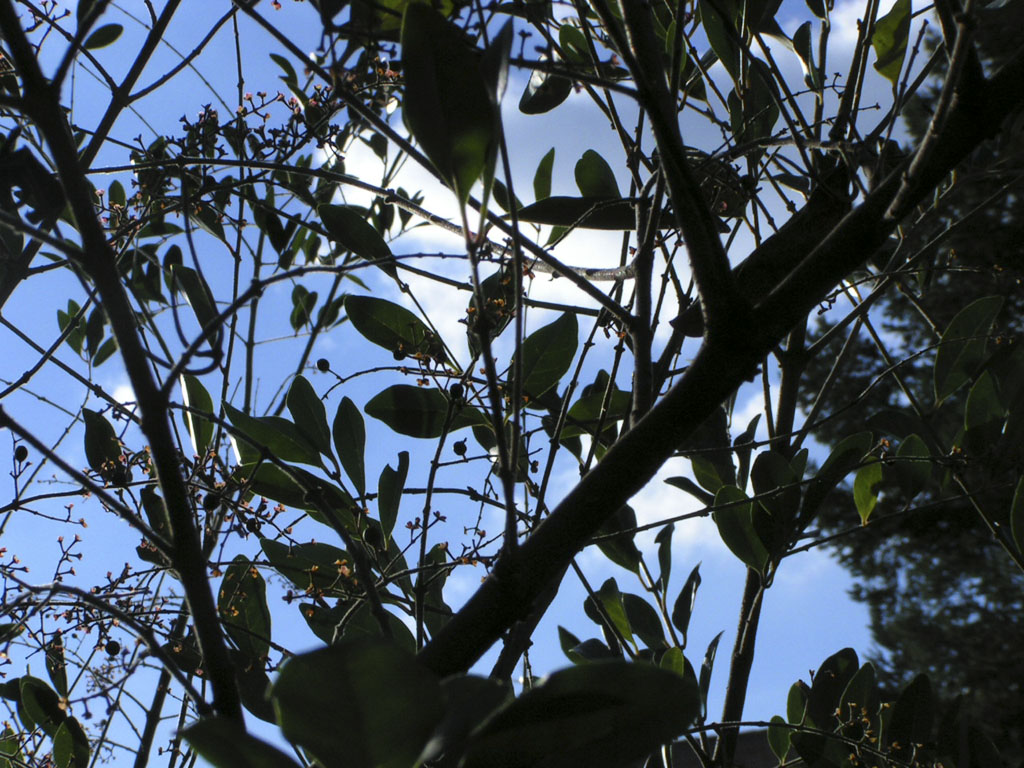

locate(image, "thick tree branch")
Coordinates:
419 43 1024 678
606 0 746 341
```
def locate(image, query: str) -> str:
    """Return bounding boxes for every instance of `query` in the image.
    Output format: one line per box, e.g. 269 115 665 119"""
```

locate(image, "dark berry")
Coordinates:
105 640 121 657
202 493 221 512
245 518 261 533
14 445 28 463
393 349 406 361
449 382 464 399
453 439 467 457
316 358 330 372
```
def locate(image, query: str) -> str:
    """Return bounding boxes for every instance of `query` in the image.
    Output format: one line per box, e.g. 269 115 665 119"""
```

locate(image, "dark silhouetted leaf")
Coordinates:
184 718 303 768
84 23 122 49
365 385 487 438
402 4 496 202
534 147 555 200
225 404 321 468
460 661 700 767
218 556 271 662
344 294 445 362
286 375 332 458
377 451 408 540
574 150 619 198
272 638 442 768
514 312 577 404
671 563 701 644
333 396 366 497
519 59 572 114
318 204 395 276
83 408 129 486
934 295 1003 403
594 504 641 573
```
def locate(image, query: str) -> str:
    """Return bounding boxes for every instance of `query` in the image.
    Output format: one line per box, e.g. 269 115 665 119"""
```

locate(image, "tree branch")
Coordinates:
418 42 1024 679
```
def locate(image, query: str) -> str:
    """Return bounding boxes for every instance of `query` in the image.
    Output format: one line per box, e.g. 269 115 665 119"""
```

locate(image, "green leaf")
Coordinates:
519 60 572 114
934 295 1003 403
621 594 666 650
698 0 741 83
218 556 271 662
460 661 700 768
792 21 820 89
887 674 934 752
893 434 932 500
655 523 673 590
237 463 355 527
84 23 122 49
286 376 332 459
800 431 872 525
269 53 298 86
671 563 701 644
82 408 129 486
290 285 318 331
170 264 218 333
698 631 722 720
767 715 791 762
853 459 883 524
344 294 444 362
401 3 496 202
378 451 409 540
184 718 303 768
806 648 859 729
180 374 215 457
333 396 367 497
422 675 511 764
574 150 619 198
712 486 769 572
322 601 417 653
839 662 878 724
318 204 395 275
588 578 634 647
272 638 442 768
44 634 67 698
1012 476 1024 557
52 718 88 768
261 539 354 598
871 0 911 85
787 680 809 724
224 403 322 468
365 385 487 438
513 312 578 404
19 676 65 735
680 407 736 491
515 196 646 230
593 504 641 573
964 369 1005 451
534 147 555 200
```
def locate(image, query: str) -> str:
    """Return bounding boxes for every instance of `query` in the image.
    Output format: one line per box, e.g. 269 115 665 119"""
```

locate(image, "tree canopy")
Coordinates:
0 0 1022 767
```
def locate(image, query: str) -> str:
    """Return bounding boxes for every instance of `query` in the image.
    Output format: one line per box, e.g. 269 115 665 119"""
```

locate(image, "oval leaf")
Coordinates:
402 4 496 202
365 385 487 438
271 638 442 768
84 23 122 49
286 375 332 458
460 661 700 768
345 294 444 362
333 396 367 497
514 312 578 404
